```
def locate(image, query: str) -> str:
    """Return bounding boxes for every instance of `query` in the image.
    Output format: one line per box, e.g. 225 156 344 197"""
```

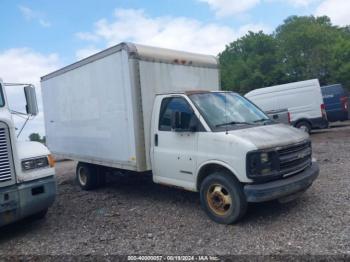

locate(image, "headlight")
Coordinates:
22 156 50 171
246 151 279 180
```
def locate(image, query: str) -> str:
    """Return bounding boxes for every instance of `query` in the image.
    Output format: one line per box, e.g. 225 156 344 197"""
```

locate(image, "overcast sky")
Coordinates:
0 0 349 140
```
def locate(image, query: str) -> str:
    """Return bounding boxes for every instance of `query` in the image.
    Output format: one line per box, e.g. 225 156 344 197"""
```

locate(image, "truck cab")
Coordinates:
0 79 56 227
151 91 319 224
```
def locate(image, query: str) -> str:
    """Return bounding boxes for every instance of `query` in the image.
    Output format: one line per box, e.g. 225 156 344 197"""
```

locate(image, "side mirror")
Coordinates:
171 111 196 132
171 111 181 131
24 85 38 116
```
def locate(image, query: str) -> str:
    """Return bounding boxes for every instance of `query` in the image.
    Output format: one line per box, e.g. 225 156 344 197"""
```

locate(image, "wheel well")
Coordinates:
294 118 311 127
196 163 237 190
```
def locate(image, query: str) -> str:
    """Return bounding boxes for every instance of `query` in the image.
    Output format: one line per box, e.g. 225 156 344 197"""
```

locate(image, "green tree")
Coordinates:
219 31 284 94
328 27 350 88
275 16 346 85
29 133 45 144
219 15 350 93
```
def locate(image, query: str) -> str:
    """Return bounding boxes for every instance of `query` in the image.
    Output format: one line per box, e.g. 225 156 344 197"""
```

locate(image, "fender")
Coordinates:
292 117 311 126
195 159 244 186
17 141 50 160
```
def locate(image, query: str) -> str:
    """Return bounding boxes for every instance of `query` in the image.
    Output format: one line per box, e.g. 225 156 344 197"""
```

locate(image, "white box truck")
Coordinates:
41 43 319 224
0 80 56 227
245 79 328 133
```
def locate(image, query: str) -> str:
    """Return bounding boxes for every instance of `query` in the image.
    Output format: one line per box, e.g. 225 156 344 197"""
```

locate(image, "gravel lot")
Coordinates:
0 122 349 257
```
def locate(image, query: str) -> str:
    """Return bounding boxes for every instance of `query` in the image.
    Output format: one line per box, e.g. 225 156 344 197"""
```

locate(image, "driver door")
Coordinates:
152 96 198 189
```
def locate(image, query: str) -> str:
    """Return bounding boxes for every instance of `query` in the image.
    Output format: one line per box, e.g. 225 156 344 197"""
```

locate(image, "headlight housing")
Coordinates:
21 156 52 171
246 150 280 181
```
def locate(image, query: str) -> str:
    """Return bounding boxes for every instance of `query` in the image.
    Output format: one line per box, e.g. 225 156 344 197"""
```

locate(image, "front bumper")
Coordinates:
244 162 319 202
0 176 56 227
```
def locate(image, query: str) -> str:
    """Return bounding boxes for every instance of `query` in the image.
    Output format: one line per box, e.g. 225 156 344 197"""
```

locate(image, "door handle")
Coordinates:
154 134 158 146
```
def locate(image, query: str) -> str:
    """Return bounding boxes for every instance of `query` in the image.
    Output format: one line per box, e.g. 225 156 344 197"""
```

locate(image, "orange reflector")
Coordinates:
48 154 56 167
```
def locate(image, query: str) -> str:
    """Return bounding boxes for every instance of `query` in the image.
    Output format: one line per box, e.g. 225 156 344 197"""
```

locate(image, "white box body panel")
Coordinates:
245 79 324 122
42 50 138 170
41 43 219 171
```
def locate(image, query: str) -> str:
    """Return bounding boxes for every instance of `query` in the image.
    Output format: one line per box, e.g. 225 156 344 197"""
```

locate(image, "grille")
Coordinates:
278 141 312 177
0 128 12 182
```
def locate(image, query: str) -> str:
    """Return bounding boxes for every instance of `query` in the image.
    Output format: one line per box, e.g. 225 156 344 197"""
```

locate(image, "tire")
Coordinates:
295 121 311 133
32 208 48 220
76 162 98 190
200 171 247 224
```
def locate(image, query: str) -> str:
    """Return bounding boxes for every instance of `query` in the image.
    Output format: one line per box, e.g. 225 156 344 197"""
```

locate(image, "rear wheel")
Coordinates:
296 121 311 133
200 171 247 224
76 162 98 190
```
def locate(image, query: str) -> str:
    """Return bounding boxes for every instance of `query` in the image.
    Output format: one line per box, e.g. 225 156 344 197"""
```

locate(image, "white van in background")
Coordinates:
245 79 328 133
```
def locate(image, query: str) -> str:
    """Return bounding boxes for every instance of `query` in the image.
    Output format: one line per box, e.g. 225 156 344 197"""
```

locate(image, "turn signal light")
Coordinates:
48 154 56 168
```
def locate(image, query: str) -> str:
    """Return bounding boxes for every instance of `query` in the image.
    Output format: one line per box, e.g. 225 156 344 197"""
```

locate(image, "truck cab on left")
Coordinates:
0 79 56 227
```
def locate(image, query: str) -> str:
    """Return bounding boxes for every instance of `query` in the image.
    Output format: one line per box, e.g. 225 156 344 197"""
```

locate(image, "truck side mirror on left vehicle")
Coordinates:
24 85 39 116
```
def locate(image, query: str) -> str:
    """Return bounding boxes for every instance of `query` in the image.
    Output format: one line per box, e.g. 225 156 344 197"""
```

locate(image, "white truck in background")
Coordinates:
245 79 328 133
41 43 319 224
0 80 56 227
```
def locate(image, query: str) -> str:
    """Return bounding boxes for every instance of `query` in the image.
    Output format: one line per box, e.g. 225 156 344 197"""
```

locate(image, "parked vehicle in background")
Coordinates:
0 80 56 227
245 79 328 133
321 84 349 122
265 108 290 125
41 42 319 224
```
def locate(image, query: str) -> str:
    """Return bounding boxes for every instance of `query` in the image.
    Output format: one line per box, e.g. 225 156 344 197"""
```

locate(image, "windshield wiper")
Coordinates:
215 121 253 127
253 118 273 125
253 118 270 123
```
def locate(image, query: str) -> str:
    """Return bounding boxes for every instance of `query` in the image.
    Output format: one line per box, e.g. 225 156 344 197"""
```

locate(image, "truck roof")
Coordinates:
41 42 218 81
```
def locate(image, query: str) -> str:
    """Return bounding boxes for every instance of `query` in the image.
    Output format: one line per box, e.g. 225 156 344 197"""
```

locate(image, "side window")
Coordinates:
159 97 193 131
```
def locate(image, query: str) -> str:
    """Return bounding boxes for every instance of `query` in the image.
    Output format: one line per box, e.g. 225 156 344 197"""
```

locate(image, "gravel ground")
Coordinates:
0 122 349 257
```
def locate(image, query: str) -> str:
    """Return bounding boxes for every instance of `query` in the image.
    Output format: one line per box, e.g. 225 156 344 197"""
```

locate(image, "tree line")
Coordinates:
219 16 350 94
29 133 46 144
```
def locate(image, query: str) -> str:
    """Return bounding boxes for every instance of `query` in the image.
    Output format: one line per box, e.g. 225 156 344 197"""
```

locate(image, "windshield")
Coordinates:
189 92 271 131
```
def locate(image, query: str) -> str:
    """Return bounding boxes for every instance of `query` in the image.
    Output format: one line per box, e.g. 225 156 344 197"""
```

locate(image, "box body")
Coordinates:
41 43 219 171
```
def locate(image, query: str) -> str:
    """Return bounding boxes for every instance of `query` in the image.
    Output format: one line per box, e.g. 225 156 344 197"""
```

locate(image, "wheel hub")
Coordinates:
78 167 87 186
206 184 232 216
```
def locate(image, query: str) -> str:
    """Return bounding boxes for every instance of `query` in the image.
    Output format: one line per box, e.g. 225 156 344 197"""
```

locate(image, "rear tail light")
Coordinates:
340 96 348 111
321 104 327 119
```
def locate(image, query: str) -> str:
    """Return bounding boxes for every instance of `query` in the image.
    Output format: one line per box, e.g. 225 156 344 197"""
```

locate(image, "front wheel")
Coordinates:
200 171 247 224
